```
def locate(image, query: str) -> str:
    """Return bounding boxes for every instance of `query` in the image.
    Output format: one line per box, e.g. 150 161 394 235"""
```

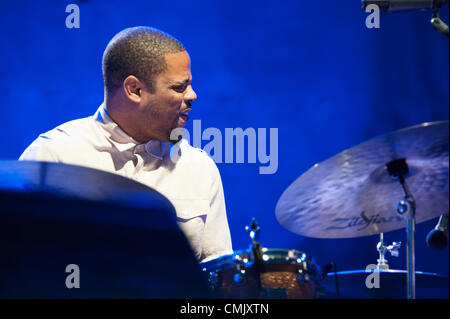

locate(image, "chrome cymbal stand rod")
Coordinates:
245 218 264 295
397 191 416 299
377 233 402 270
386 158 416 299
376 233 389 270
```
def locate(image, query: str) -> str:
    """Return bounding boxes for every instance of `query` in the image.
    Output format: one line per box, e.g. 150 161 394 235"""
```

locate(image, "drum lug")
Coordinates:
298 259 314 283
207 271 220 292
233 264 247 286
297 268 310 283
233 270 246 285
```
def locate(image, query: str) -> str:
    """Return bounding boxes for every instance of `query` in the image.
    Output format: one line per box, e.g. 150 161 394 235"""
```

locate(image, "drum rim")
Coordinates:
200 247 315 272
325 269 449 278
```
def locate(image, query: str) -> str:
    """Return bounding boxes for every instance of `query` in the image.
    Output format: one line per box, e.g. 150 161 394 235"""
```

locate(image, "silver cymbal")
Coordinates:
275 121 449 238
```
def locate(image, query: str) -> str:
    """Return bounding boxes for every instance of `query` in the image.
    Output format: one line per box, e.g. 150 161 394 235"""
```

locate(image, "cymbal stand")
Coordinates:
386 158 416 299
376 232 401 270
245 218 264 294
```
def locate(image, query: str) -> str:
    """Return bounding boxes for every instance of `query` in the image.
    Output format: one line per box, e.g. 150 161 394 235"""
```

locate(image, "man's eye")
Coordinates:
173 86 186 93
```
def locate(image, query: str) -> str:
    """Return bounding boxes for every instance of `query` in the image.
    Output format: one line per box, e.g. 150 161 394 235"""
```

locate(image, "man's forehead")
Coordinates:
160 51 192 83
164 51 190 70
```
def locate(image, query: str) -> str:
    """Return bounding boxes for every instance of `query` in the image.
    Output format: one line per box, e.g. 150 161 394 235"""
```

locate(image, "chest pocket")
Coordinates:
170 199 210 259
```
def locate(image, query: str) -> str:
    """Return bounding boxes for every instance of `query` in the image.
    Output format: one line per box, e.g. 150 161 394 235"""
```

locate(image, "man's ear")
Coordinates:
123 75 143 103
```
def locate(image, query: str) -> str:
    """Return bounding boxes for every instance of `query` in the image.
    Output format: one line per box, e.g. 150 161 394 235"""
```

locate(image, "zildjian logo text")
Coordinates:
326 211 404 231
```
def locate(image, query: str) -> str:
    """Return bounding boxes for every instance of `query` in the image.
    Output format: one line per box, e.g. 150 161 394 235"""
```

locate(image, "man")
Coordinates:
19 26 233 262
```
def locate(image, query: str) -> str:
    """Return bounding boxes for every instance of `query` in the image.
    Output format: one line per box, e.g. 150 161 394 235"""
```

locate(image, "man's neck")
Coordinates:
104 94 148 143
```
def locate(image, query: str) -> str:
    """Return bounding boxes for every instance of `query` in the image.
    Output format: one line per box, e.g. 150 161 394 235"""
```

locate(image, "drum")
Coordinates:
200 248 320 299
321 269 449 299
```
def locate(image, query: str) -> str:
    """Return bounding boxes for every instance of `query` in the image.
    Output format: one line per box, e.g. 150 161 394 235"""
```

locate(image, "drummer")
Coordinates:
19 26 233 262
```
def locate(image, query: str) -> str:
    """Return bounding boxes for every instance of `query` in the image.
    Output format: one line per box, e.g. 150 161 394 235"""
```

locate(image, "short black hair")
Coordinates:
102 26 185 94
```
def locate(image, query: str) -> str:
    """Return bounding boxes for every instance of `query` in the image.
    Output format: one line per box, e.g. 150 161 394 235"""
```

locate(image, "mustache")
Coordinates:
179 103 193 114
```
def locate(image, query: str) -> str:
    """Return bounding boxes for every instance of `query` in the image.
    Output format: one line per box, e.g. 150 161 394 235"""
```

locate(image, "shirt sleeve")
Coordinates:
19 137 60 163
199 160 233 262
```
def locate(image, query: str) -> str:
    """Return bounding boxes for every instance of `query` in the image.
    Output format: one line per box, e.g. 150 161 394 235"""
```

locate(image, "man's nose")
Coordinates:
185 85 197 103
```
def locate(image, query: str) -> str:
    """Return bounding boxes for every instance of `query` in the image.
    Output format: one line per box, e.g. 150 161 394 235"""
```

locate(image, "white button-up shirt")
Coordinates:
19 104 233 261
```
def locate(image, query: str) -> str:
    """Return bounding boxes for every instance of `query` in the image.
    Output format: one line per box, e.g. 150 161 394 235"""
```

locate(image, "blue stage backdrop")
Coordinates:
0 1 448 276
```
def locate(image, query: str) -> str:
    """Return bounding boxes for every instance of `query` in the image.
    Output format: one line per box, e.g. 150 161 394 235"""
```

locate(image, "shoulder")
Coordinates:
168 139 221 182
36 117 100 151
41 117 97 140
20 116 100 161
178 139 218 171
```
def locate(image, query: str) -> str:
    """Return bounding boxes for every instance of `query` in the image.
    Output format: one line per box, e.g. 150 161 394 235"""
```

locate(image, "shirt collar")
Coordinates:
93 104 171 159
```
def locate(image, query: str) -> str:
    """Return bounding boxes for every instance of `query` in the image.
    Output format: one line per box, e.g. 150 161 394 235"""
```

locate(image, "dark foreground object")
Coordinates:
0 161 209 298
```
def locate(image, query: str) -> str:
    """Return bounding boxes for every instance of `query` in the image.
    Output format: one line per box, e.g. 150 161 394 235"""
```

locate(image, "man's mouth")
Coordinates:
177 108 192 126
